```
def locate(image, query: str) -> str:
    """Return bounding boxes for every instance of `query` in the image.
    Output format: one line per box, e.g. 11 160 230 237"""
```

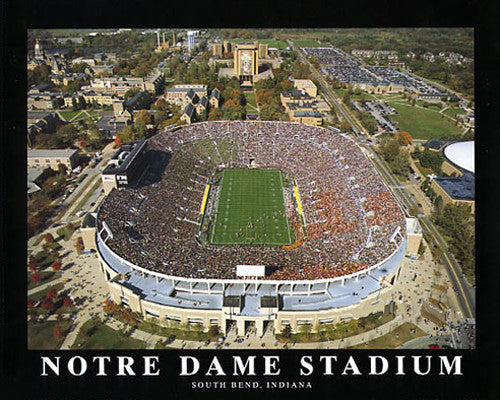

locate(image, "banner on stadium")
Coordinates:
236 265 265 277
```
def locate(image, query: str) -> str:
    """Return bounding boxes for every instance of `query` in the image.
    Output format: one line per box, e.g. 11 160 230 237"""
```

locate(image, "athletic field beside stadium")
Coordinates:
210 169 294 246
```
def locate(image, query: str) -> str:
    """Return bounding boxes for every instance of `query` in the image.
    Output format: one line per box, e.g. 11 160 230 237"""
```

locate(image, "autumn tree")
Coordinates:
44 233 54 243
53 325 62 339
63 296 74 308
135 110 152 124
75 237 84 254
155 98 167 111
114 134 122 147
28 259 38 271
51 261 61 271
47 287 58 299
41 297 54 311
31 272 41 283
397 131 413 146
27 298 35 310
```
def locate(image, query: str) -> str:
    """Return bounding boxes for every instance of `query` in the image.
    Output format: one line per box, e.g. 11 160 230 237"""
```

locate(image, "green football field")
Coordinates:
210 169 294 246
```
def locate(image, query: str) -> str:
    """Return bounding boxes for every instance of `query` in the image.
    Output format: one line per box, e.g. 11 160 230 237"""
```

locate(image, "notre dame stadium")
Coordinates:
92 121 408 336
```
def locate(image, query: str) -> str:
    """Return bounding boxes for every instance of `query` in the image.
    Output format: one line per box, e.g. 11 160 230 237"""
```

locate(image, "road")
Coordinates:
287 41 474 319
287 39 368 135
368 148 475 319
58 142 115 224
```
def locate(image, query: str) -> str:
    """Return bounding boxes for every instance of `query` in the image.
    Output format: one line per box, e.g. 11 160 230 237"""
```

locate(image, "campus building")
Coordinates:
233 43 259 86
101 140 149 194
27 149 80 170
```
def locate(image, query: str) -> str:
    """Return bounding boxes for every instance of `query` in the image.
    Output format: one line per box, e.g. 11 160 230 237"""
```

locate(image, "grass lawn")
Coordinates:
385 100 462 140
294 39 323 47
33 234 45 246
258 39 289 50
416 101 442 111
28 271 61 290
28 320 73 349
210 169 293 246
244 91 258 113
72 318 146 349
348 322 427 349
33 250 59 270
56 223 77 241
442 107 462 119
334 88 376 101
30 282 65 302
58 110 82 121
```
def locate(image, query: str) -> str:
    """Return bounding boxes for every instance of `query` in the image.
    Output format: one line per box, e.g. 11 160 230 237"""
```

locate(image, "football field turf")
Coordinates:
210 169 294 246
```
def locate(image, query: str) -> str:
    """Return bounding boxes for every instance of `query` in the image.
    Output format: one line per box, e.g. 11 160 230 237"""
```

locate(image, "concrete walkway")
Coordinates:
28 277 64 296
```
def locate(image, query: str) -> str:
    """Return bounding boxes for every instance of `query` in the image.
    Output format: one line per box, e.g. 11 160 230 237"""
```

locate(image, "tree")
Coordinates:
281 325 292 339
75 237 84 254
124 87 141 103
78 96 87 110
135 110 152 124
57 163 68 176
28 298 35 310
44 233 54 243
51 261 61 271
47 287 58 299
114 134 122 147
56 124 79 146
155 98 167 111
299 323 313 338
397 131 413 146
420 149 444 173
380 138 400 163
28 259 38 271
63 296 74 308
53 325 62 339
41 297 54 311
390 152 411 177
208 325 220 338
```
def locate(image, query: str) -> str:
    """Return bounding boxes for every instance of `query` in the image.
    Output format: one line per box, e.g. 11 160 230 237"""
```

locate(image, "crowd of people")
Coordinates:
97 121 406 281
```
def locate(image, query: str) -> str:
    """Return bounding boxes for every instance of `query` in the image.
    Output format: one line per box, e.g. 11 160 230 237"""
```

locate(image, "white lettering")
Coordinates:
369 356 388 375
263 356 280 376
117 356 135 376
341 356 361 375
143 356 160 376
206 356 226 376
439 356 462 375
233 356 256 376
41 357 60 376
413 356 432 376
92 356 111 376
396 356 406 375
68 356 87 376
300 356 314 376
180 356 199 376
319 356 338 375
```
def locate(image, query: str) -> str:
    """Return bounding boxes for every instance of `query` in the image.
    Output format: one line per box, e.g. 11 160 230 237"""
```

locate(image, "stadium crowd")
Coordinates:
97 121 406 281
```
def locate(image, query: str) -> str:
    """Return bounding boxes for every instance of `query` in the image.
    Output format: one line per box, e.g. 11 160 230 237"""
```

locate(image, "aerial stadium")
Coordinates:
95 121 408 336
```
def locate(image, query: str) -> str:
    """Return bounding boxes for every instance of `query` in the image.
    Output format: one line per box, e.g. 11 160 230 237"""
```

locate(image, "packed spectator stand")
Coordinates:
97 121 406 282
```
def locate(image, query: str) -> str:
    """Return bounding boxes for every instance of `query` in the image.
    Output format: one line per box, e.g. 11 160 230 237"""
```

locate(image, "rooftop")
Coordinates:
434 173 475 201
443 141 474 174
28 149 78 159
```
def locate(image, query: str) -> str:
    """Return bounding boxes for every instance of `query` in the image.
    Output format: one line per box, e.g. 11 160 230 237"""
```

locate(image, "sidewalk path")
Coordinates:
28 277 64 296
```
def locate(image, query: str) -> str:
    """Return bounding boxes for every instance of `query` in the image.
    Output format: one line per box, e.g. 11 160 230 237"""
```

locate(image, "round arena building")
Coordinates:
95 121 408 336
